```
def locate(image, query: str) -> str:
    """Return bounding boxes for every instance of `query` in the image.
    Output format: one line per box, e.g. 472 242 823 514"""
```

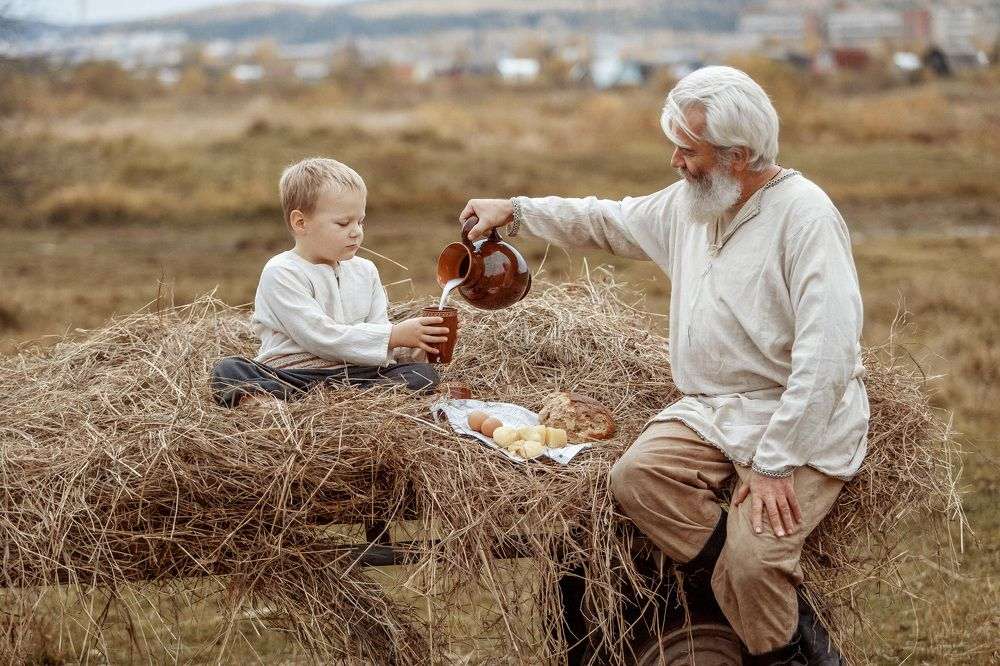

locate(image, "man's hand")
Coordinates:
733 470 803 537
389 317 450 355
459 199 514 241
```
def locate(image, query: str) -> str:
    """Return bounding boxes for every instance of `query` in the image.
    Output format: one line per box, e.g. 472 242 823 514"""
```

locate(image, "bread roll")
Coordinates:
537 392 616 441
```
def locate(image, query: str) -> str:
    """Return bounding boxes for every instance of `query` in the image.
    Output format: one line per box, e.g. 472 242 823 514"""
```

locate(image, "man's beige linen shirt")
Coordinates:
516 170 869 479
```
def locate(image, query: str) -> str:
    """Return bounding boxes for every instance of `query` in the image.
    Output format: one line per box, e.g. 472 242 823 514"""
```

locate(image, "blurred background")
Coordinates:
0 0 998 663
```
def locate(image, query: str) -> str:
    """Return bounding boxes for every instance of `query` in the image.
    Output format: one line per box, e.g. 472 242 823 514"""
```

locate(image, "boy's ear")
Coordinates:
289 209 307 233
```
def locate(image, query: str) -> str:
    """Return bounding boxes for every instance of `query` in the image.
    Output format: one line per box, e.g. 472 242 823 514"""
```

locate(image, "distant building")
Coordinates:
812 47 871 74
497 57 540 84
827 9 901 48
293 62 330 82
901 10 932 45
231 64 264 82
587 58 646 89
738 11 821 48
931 6 980 50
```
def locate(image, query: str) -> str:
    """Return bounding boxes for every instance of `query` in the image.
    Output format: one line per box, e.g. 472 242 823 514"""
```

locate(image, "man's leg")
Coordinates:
712 464 844 656
609 420 734 565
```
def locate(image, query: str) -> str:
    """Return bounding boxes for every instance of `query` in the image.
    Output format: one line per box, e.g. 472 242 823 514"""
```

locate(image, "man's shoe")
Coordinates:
740 633 808 666
797 591 846 665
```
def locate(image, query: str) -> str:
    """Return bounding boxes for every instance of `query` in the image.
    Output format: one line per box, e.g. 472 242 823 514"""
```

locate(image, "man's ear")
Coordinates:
289 210 306 234
732 146 752 173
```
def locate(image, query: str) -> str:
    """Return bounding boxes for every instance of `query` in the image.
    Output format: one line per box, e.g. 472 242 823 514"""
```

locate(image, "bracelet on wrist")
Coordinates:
507 196 523 237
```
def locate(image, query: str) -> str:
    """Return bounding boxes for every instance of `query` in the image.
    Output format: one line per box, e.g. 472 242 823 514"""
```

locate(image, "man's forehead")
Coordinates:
669 105 708 149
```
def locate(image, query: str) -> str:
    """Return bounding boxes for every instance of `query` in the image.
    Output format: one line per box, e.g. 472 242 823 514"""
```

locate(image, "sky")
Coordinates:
12 0 360 25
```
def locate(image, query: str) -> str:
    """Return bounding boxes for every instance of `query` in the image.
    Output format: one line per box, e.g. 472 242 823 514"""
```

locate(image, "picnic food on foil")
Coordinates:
465 410 567 460
537 391 616 441
480 417 503 437
467 410 490 431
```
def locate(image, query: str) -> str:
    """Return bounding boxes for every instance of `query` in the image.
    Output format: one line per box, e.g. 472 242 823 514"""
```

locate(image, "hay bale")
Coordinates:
0 275 962 664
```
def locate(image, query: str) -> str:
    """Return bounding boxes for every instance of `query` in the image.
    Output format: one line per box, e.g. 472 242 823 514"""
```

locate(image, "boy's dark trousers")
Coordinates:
211 356 440 408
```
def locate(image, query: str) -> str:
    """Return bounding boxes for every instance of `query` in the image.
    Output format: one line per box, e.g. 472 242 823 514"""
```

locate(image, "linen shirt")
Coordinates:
516 169 869 479
252 251 394 370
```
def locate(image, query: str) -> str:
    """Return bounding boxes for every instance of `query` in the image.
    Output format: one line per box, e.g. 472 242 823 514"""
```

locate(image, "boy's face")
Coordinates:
291 187 366 266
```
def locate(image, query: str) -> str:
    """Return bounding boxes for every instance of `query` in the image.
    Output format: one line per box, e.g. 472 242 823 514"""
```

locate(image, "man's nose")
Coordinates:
670 148 684 169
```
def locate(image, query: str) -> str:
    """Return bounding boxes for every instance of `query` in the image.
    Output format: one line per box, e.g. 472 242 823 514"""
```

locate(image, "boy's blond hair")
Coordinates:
279 157 367 230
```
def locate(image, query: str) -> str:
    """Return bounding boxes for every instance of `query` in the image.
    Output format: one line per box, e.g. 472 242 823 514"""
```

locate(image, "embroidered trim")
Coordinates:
751 464 795 479
730 168 800 231
645 416 857 482
267 352 345 370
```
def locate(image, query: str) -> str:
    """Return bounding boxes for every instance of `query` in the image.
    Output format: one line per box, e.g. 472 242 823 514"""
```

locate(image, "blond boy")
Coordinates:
212 157 447 408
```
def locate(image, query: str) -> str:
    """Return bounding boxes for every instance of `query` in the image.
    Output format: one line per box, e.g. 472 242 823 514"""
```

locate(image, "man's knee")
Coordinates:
609 450 646 514
716 523 802 594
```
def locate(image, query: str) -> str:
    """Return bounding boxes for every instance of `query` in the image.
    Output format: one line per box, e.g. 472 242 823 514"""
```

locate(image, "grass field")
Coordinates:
1 61 998 663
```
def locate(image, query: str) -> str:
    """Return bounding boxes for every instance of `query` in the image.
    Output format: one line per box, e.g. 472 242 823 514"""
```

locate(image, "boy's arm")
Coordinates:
365 274 428 363
258 265 393 366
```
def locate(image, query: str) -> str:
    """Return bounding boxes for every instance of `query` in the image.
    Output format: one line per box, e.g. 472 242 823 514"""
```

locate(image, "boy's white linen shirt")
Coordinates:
252 251 394 369
515 170 869 479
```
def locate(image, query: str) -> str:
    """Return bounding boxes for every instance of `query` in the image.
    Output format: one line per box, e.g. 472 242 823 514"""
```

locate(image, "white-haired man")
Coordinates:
460 66 865 664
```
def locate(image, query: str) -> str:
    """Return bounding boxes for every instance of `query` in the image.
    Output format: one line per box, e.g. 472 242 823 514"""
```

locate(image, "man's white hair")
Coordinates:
661 66 779 172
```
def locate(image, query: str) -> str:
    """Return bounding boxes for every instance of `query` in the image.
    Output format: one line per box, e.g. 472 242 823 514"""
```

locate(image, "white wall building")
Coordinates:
827 9 902 48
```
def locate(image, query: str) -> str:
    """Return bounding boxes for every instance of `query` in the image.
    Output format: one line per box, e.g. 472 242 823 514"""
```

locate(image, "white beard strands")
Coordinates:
678 164 743 225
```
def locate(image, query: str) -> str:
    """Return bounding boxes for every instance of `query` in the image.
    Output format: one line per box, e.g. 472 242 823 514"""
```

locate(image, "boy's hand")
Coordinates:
389 317 451 354
460 199 514 241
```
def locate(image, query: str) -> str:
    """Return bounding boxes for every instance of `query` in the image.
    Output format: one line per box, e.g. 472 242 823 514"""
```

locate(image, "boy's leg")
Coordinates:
377 362 440 391
332 363 440 392
711 465 844 655
211 357 325 408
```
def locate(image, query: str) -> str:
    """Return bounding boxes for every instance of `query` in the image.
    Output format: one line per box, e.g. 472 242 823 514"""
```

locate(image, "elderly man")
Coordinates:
460 66 865 664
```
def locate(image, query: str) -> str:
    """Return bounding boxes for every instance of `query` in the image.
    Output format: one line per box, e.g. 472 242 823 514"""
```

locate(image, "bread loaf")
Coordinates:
537 392 616 441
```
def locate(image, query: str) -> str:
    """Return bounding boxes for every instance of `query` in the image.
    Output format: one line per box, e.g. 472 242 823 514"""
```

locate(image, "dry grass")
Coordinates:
0 276 963 664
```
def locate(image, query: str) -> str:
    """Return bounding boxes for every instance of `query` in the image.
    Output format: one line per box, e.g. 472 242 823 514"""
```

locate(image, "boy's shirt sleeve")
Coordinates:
257 263 393 366
364 270 426 363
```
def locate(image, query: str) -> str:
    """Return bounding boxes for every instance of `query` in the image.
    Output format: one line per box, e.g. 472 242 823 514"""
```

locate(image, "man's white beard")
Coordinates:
677 163 743 225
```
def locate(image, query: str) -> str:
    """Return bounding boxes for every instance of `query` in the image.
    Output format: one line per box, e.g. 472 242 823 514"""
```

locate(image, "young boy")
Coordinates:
211 157 448 408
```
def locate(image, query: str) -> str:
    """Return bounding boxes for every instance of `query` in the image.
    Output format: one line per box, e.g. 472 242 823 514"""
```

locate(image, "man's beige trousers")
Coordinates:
609 420 844 655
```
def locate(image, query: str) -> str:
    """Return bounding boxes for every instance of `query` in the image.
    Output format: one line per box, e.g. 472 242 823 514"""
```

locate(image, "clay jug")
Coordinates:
437 217 532 310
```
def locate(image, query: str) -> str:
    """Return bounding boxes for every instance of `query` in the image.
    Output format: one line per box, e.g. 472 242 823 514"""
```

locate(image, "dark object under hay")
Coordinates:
0 276 962 664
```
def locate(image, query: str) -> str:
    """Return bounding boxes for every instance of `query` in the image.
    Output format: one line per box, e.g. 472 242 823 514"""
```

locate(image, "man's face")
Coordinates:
668 107 743 223
293 187 366 266
669 106 719 182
